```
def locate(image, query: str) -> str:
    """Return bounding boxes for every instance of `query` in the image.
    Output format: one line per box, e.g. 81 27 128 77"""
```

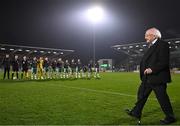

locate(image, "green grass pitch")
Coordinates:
0 72 179 125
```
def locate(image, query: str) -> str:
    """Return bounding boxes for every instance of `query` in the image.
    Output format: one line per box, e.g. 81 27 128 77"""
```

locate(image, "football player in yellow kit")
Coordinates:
37 57 44 79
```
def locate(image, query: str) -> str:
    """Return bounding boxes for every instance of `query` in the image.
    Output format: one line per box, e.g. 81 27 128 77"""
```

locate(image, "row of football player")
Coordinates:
1 54 100 80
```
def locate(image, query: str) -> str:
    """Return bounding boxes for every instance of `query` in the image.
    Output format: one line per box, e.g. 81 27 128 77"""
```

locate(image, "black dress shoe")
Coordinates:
160 117 177 125
125 109 141 125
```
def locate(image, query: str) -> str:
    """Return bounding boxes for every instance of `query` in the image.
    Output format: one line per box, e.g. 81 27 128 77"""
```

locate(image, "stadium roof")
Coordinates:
0 43 75 57
111 38 180 58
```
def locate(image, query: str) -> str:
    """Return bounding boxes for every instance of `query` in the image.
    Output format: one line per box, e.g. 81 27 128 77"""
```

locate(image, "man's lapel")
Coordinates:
143 41 158 62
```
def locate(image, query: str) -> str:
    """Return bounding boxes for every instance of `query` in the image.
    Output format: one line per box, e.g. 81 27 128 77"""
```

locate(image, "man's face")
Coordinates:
6 54 9 58
23 56 26 60
33 57 36 60
145 33 156 43
15 55 18 59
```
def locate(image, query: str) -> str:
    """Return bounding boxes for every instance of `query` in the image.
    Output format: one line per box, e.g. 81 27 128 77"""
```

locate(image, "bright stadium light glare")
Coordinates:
87 6 104 23
1 48 6 50
175 41 180 44
10 48 14 51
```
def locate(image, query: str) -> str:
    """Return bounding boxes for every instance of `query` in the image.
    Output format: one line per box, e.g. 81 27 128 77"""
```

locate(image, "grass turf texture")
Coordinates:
0 72 179 125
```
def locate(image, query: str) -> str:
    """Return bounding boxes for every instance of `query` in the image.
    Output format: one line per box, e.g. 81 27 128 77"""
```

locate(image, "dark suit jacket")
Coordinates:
2 57 11 69
140 39 171 84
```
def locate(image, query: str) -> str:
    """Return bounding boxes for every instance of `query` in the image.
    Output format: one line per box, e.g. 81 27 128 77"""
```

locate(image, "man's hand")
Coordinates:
144 68 152 75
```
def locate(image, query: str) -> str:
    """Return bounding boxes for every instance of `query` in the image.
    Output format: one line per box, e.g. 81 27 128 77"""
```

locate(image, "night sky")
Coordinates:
1 0 180 63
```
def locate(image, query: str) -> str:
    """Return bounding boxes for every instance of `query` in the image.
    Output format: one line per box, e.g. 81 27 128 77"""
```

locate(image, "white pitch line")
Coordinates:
57 84 160 101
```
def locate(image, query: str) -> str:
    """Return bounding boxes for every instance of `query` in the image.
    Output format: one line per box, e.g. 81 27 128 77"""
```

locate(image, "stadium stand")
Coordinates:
0 43 75 72
111 38 180 71
0 43 74 61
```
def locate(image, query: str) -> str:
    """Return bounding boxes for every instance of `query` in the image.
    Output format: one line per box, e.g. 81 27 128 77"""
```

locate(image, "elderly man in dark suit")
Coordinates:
126 28 176 125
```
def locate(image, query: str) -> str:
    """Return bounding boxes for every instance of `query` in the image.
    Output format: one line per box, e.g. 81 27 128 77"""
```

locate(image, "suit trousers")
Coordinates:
3 67 10 79
132 82 174 118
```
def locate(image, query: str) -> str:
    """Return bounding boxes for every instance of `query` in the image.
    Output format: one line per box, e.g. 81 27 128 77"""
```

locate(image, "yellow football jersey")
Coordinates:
39 59 43 69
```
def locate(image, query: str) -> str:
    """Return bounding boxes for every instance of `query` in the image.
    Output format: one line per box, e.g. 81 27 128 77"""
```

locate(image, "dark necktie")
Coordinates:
148 43 152 48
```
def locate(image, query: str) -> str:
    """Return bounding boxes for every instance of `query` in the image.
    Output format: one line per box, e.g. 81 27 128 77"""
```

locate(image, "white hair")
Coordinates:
146 27 162 38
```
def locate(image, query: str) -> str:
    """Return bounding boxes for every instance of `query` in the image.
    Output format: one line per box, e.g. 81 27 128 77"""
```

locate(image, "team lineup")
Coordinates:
2 54 100 80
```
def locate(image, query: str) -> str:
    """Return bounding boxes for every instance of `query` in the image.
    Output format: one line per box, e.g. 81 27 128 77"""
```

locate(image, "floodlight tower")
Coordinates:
87 6 104 67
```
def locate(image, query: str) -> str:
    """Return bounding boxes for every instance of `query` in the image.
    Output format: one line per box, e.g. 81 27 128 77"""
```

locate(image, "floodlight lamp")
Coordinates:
10 48 14 51
87 6 104 23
